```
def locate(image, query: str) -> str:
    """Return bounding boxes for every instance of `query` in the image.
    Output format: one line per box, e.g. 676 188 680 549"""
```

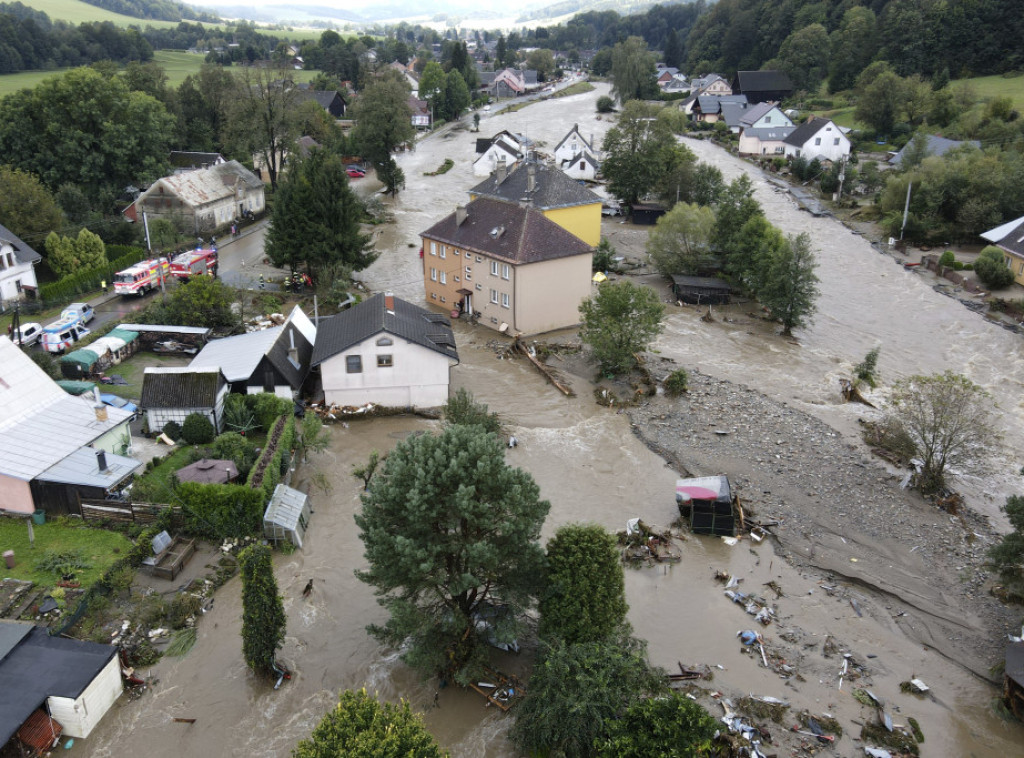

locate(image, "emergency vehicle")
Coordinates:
113 257 169 296
170 248 218 281
41 317 90 354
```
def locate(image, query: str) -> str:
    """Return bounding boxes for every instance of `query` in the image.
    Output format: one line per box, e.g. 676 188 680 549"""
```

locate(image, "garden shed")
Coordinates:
263 484 311 549
670 275 732 305
59 329 139 379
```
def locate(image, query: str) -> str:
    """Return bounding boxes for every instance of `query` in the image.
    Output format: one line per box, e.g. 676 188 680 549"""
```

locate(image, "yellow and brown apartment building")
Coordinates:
420 162 600 335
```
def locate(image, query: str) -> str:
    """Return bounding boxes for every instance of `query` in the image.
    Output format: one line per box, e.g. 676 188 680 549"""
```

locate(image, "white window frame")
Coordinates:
501 264 510 280
430 242 437 256
430 267 437 281
439 246 446 259
490 289 499 304
490 261 499 276
440 271 447 284
501 293 510 308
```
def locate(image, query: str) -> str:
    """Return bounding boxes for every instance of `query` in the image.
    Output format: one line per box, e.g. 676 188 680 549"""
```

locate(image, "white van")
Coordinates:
41 318 90 354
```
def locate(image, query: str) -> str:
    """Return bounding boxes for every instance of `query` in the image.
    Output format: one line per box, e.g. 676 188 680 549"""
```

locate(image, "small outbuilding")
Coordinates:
263 484 311 549
1005 641 1024 720
671 275 732 305
630 204 667 225
676 476 737 537
176 458 238 485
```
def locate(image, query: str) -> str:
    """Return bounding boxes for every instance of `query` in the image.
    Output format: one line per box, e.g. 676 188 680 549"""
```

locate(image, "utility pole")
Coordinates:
899 181 912 241
836 155 847 202
142 211 152 252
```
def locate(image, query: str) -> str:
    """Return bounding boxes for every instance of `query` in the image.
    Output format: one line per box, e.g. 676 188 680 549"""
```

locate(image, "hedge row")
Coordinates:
39 245 148 303
247 413 296 503
178 481 267 541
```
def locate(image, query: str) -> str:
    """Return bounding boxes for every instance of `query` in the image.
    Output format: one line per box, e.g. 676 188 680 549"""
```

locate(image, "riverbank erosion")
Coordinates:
625 366 1019 680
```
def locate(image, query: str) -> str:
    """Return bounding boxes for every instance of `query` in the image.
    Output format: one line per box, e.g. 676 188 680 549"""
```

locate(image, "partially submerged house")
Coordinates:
421 197 593 334
671 275 732 305
312 292 458 408
0 222 41 310
140 366 229 435
0 622 122 750
189 306 316 398
126 160 265 234
552 124 600 181
0 337 140 516
474 137 524 177
981 214 1024 286
469 161 602 246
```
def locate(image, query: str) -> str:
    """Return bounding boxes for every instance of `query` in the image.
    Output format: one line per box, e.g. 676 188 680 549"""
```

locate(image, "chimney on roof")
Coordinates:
288 328 298 364
496 159 507 184
456 204 468 226
96 450 108 473
385 292 395 313
527 163 536 193
92 387 108 423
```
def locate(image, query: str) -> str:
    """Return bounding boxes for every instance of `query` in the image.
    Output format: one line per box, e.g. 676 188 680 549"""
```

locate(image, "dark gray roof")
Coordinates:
469 162 600 211
720 101 751 129
0 624 117 745
982 215 1024 257
671 275 732 290
168 151 225 169
312 294 459 366
265 322 314 389
734 70 794 93
888 135 981 165
140 368 225 409
421 197 592 265
784 117 835 147
0 222 42 265
696 94 748 114
296 90 347 117
1007 641 1024 687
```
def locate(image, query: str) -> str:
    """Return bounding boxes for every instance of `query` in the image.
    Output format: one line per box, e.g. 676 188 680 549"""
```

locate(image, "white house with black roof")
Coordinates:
141 366 229 434
311 293 458 408
189 306 316 398
783 117 851 163
552 124 600 181
0 222 41 310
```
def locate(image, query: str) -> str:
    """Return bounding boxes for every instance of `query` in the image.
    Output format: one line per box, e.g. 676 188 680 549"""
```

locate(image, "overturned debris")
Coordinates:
618 519 682 563
840 378 876 408
736 695 790 724
467 669 525 712
510 336 574 396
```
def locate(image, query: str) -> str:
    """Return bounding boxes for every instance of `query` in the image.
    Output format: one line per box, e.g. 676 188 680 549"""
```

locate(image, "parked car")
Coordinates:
61 302 95 324
601 202 622 216
99 393 138 414
346 167 366 178
10 321 42 346
41 319 90 354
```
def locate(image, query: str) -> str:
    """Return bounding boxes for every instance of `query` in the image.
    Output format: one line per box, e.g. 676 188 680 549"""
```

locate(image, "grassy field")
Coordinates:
20 0 177 28
0 517 131 588
961 72 1024 110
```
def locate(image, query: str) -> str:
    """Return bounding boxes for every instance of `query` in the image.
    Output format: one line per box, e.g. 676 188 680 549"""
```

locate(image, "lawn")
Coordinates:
0 516 131 589
20 0 177 28
961 72 1024 110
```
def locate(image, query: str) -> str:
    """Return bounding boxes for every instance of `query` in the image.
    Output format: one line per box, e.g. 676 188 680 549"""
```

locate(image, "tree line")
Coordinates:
79 0 220 23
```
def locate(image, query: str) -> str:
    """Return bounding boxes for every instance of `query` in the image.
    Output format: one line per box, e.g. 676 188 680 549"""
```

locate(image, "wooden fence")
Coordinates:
78 498 181 525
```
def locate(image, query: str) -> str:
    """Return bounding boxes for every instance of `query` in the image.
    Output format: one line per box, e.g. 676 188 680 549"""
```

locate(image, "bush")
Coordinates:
596 95 615 113
974 245 1015 288
179 482 266 540
181 413 215 445
663 369 688 396
247 414 296 502
162 421 182 441
938 250 956 267
166 593 202 629
252 393 293 432
443 388 501 433
211 432 259 478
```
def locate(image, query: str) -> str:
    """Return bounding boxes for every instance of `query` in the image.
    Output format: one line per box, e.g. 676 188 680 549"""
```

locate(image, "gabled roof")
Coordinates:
0 223 41 265
720 101 752 129
189 306 315 388
553 124 594 156
0 624 118 747
140 367 226 409
562 152 600 171
421 197 592 266
0 338 132 481
888 135 981 165
734 70 794 92
742 126 796 142
469 162 600 211
738 102 779 127
695 94 748 113
168 151 225 169
36 446 142 488
312 293 459 366
691 73 726 90
141 160 263 209
784 117 841 147
981 215 1024 256
296 89 347 114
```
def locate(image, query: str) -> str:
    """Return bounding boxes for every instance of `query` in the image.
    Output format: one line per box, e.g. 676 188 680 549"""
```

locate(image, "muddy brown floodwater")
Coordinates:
82 83 1024 757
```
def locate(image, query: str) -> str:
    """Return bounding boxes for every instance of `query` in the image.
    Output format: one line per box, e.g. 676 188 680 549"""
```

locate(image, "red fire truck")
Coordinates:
170 248 218 281
113 257 170 296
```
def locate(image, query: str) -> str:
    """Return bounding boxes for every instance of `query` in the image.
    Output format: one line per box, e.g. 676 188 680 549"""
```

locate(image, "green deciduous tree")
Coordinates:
0 67 174 201
239 544 286 677
153 276 237 328
974 245 1015 289
443 387 501 434
777 23 830 93
713 174 763 256
887 371 998 495
540 524 627 644
266 149 373 281
43 228 107 277
351 75 414 166
0 165 63 243
579 280 665 376
293 689 446 758
595 693 718 757
855 69 906 136
443 69 471 122
759 232 819 336
601 101 679 208
510 636 666 758
988 495 1024 602
355 424 549 683
828 6 878 93
74 228 107 270
224 65 301 191
646 202 716 276
527 49 556 81
610 36 657 104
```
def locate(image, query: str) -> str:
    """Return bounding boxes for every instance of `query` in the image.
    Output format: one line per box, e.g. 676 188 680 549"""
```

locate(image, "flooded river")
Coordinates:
81 84 1024 757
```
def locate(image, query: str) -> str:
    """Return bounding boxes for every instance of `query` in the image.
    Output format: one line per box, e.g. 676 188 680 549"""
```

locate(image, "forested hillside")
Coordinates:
683 0 1022 88
79 0 218 22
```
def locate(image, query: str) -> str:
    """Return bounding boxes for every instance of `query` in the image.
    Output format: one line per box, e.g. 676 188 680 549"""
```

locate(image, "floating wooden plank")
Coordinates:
512 338 573 396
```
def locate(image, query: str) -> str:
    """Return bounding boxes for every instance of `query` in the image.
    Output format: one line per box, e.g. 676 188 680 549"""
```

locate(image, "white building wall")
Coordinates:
47 655 122 738
785 122 851 163
246 385 293 400
320 339 452 408
0 258 39 305
738 133 789 156
474 146 519 177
